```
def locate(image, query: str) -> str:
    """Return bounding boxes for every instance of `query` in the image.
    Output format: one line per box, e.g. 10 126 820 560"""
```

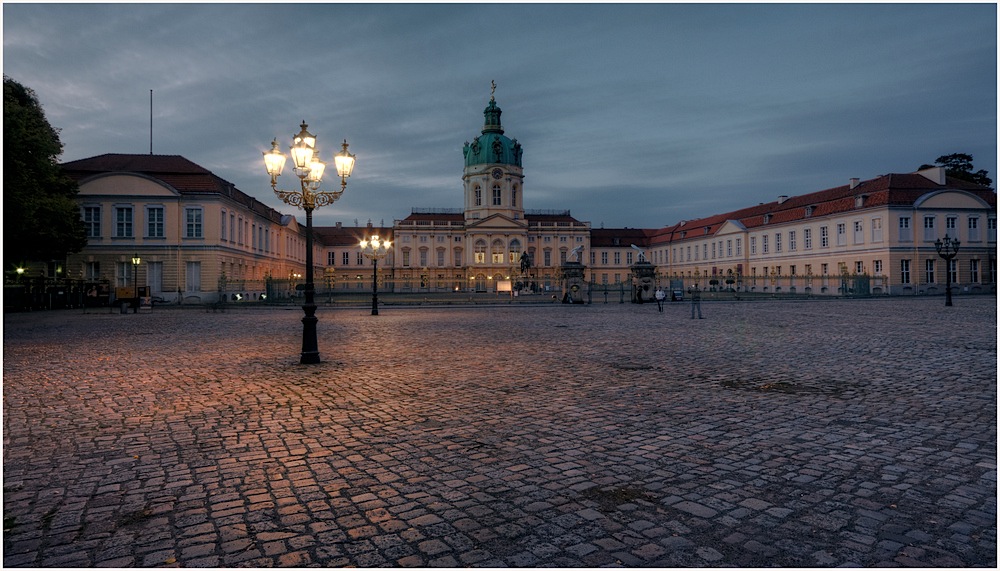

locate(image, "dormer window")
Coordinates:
763 214 771 224
704 227 710 235
805 205 814 217
854 194 867 208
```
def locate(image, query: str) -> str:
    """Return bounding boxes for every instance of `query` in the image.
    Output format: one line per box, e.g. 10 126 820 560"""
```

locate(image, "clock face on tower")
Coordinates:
491 168 503 180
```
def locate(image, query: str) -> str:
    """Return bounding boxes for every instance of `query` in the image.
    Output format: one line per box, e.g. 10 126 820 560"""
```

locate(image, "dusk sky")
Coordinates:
4 3 996 229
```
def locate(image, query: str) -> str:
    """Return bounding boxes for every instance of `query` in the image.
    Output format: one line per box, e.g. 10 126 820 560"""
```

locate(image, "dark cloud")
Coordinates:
4 3 995 229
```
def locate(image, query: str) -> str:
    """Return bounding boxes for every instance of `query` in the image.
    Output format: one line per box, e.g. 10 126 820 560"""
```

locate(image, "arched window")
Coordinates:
491 239 505 264
509 239 522 263
492 184 502 206
474 186 482 206
511 186 518 208
474 239 487 263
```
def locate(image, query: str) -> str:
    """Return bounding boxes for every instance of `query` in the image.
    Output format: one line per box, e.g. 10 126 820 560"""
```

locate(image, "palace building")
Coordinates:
56 90 996 304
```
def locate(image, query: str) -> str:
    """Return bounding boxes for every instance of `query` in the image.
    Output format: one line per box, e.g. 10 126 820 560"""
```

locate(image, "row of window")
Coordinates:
899 258 995 284
84 260 202 292
83 205 202 239
397 234 585 244
472 184 518 207
741 258 996 285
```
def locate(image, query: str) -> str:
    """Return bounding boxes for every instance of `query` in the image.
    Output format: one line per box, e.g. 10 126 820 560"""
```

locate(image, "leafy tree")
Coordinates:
919 153 993 187
4 76 86 266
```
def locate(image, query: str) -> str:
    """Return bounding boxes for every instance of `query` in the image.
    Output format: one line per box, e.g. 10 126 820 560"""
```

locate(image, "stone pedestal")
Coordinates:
630 261 657 304
560 262 587 304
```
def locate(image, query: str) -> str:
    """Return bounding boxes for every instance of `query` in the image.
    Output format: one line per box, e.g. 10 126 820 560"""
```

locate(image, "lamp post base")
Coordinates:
300 304 321 364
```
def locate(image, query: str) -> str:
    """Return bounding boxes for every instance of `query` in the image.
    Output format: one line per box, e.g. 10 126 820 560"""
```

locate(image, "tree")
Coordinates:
920 153 993 187
4 76 86 267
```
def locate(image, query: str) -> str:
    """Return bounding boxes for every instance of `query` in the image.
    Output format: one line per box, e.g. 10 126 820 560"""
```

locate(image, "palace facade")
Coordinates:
55 92 996 304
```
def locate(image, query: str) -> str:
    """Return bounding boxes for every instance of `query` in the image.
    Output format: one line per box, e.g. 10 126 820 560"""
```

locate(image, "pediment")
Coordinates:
715 219 747 235
78 172 180 197
466 213 528 230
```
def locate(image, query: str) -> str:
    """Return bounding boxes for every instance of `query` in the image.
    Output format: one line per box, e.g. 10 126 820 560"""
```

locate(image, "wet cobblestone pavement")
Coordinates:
3 297 996 567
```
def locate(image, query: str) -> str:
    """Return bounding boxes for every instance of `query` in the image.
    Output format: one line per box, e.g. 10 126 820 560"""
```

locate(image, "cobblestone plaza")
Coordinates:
3 297 996 567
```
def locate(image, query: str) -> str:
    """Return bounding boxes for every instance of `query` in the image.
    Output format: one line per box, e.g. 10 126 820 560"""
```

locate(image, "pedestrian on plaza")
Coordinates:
654 287 665 312
690 284 704 319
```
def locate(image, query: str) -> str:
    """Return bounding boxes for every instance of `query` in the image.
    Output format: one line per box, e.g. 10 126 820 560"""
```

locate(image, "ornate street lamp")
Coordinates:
359 234 391 316
263 121 355 364
935 234 961 307
131 253 141 313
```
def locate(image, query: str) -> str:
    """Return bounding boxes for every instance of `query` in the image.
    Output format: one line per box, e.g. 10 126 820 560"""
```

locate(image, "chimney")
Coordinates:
336 221 342 228
916 166 946 185
849 178 860 189
777 195 789 204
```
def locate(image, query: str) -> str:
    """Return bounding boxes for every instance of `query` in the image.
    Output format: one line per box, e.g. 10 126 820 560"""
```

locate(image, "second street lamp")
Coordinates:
935 234 961 307
131 254 141 313
263 121 356 364
360 234 391 316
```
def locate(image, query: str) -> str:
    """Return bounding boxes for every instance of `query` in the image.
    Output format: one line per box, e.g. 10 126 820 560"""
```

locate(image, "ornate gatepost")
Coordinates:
560 261 587 304
560 245 587 304
630 260 657 303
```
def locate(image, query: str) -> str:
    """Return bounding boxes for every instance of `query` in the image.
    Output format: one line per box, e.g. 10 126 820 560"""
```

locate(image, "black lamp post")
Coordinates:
934 234 960 307
263 121 356 364
360 234 391 316
131 253 141 313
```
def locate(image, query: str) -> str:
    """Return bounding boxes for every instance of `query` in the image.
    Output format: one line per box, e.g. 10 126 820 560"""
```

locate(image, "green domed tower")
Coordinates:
462 84 524 222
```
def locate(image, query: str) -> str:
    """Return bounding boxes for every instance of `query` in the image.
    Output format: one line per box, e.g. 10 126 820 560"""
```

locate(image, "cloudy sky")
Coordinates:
4 3 996 229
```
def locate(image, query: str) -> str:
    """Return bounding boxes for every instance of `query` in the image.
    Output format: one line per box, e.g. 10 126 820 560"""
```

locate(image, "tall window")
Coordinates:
750 237 757 255
775 233 782 253
762 235 769 254
945 216 957 239
970 259 980 283
613 252 621 265
492 185 502 206
146 206 164 238
437 249 445 267
342 252 350 265
871 218 883 242
114 206 133 238
83 206 101 238
726 239 732 257
601 251 608 265
85 261 100 280
474 187 482 206
948 259 958 284
419 249 428 267
873 260 882 275
509 239 522 263
474 240 486 263
221 210 227 241
735 238 742 256
989 218 997 242
923 216 936 241
402 249 411 267
491 239 504 263
900 259 911 284
853 221 863 244
357 252 364 265
543 249 551 266
899 217 912 241
328 251 336 265
185 261 201 292
803 228 812 249
968 217 980 241
511 187 517 208
925 259 935 283
185 208 203 238
788 231 796 251
836 223 847 246
820 226 829 248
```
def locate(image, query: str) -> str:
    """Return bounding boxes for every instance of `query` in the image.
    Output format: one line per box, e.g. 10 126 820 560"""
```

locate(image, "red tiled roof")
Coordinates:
651 172 995 246
61 153 287 224
590 228 656 248
313 225 393 248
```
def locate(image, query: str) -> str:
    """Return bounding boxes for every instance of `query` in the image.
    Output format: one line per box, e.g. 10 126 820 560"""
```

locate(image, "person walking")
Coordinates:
654 287 665 312
690 284 703 319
